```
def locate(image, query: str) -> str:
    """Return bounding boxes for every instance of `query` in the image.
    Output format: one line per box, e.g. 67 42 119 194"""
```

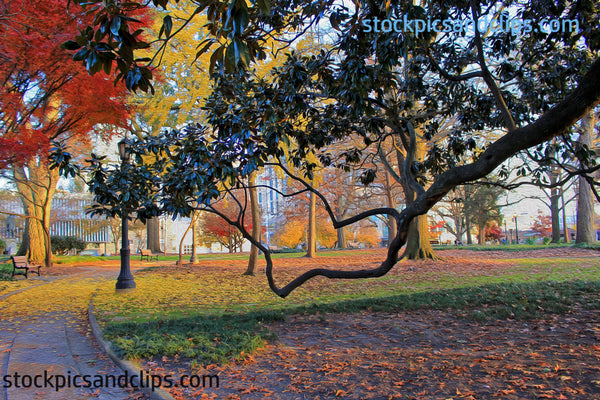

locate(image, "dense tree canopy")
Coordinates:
57 0 600 297
0 0 131 165
0 0 132 265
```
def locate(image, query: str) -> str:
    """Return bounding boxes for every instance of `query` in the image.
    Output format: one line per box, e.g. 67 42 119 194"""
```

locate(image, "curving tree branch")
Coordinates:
255 56 600 298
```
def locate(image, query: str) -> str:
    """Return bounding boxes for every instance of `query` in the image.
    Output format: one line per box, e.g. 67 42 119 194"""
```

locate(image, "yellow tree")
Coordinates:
131 2 295 265
129 3 214 253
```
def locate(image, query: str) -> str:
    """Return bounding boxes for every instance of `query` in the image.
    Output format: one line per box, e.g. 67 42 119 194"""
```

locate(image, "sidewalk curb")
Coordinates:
87 298 176 400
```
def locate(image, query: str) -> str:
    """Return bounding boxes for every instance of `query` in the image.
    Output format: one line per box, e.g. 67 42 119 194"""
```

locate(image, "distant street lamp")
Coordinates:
116 139 136 291
513 213 519 244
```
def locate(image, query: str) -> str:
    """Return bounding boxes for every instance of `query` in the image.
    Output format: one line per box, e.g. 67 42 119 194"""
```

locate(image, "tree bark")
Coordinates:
477 223 485 244
454 216 463 243
385 171 397 244
336 227 347 249
561 188 570 243
177 211 197 265
402 214 437 259
306 190 317 257
146 217 161 252
245 172 261 275
190 214 199 262
465 213 473 244
396 134 436 259
14 160 58 266
576 111 597 243
550 186 561 243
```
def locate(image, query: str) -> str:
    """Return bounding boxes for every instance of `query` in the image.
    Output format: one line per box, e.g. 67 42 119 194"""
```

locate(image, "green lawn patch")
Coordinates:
101 279 600 364
95 251 600 365
435 243 577 251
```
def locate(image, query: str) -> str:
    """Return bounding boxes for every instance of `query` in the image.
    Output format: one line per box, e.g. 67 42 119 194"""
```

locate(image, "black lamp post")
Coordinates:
116 139 136 291
513 213 519 244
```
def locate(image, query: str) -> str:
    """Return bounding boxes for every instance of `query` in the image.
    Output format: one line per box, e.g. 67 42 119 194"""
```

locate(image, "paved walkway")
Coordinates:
0 265 149 400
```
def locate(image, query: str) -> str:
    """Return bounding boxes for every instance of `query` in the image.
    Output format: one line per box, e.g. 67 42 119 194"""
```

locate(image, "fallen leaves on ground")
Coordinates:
153 307 600 399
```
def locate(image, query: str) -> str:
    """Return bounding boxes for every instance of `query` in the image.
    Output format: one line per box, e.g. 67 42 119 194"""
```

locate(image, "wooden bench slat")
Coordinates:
140 249 159 261
11 256 41 279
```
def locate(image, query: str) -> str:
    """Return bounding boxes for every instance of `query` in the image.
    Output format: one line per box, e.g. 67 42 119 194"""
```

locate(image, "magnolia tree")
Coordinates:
55 0 600 297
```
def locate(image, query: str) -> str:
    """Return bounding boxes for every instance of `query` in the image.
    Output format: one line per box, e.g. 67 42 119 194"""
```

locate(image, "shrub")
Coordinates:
51 236 87 255
543 237 551 245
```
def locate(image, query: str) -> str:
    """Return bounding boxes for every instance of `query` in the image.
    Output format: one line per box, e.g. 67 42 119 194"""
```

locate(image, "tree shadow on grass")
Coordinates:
101 280 600 366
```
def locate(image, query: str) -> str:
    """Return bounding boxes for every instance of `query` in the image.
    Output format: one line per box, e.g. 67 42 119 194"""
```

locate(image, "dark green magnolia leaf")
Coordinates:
103 58 112 74
233 7 249 35
193 38 214 64
110 16 122 36
163 15 173 38
73 48 89 61
61 40 81 50
209 45 225 74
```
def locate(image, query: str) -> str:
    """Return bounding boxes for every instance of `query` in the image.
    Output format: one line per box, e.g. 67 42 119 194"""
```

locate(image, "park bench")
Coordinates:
140 249 159 261
10 256 42 279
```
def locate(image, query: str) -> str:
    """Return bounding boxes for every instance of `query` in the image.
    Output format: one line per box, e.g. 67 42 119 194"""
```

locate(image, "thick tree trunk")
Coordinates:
550 186 562 243
306 191 317 257
397 136 437 259
14 161 58 266
453 216 463 243
576 111 597 243
336 228 347 249
245 172 261 276
465 213 473 244
477 223 486 244
561 189 570 243
385 172 397 243
402 214 437 259
146 217 161 252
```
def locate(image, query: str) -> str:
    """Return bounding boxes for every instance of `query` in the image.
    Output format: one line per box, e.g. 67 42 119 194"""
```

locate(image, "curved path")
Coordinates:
0 262 154 400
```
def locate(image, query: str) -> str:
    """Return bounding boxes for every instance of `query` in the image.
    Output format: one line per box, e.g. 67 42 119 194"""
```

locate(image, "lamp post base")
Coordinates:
116 278 136 292
116 247 136 292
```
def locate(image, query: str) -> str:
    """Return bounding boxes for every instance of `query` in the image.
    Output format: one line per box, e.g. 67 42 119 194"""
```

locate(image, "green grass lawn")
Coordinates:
435 242 600 251
91 249 600 365
0 256 14 280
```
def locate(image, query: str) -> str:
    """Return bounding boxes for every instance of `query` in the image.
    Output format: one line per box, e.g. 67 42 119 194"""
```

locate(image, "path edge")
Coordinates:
87 298 176 400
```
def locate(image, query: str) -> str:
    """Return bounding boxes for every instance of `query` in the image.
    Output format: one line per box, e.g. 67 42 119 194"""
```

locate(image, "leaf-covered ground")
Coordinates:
160 307 600 399
4 248 597 399
93 247 600 400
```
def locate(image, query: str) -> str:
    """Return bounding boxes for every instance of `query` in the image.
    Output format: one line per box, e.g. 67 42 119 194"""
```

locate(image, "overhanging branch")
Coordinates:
260 56 600 298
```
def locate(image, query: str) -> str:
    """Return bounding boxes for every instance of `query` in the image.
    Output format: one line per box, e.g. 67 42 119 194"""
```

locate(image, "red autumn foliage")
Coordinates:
0 0 132 166
199 200 261 252
531 211 553 238
485 222 503 241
